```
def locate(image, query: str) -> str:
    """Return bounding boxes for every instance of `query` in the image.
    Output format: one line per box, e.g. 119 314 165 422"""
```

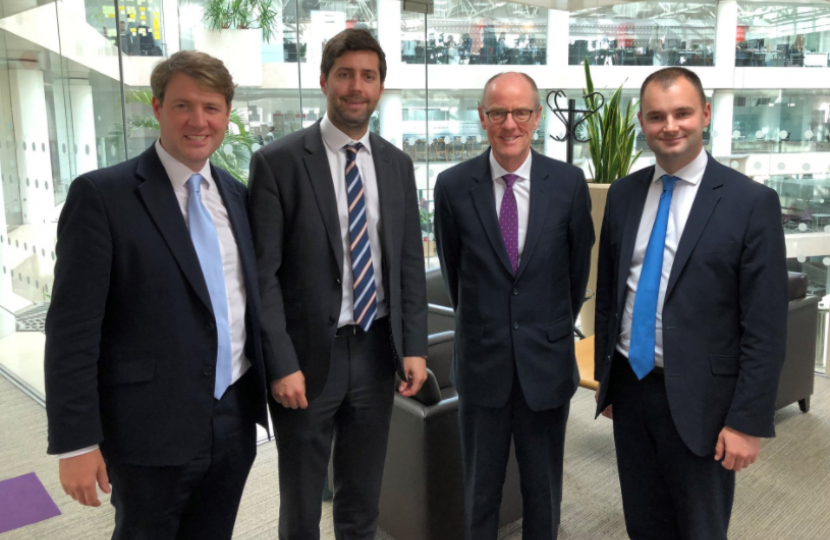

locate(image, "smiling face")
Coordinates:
638 77 711 174
479 73 541 172
152 72 230 172
320 50 384 139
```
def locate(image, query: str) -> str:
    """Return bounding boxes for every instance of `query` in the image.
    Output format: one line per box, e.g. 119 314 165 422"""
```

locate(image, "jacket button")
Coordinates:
513 288 518 296
329 315 336 325
207 320 215 331
203 366 214 376
513 322 519 330
336 278 341 285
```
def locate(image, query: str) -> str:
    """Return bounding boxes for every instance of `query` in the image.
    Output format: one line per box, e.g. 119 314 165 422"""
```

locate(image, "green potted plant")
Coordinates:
203 0 280 43
582 57 642 184
580 57 642 336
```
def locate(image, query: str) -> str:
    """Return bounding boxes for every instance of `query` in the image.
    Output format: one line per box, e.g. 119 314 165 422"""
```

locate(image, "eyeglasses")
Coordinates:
482 108 536 124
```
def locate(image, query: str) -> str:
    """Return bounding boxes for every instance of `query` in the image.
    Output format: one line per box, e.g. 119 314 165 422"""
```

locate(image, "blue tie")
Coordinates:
187 174 232 399
344 143 377 332
628 174 680 380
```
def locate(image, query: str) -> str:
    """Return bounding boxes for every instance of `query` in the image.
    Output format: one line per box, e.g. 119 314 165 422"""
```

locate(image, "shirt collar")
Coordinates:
652 147 707 186
320 113 373 155
155 139 215 191
489 149 532 184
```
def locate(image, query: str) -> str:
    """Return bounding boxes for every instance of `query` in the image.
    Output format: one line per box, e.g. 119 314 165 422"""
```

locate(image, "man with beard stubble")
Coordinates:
248 29 429 540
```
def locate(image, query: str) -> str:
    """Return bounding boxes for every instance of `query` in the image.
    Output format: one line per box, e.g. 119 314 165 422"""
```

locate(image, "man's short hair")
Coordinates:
639 67 706 110
151 51 236 107
481 72 541 109
321 29 387 84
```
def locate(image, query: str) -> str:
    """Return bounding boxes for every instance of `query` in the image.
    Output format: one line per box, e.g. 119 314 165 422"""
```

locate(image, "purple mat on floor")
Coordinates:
0 473 61 533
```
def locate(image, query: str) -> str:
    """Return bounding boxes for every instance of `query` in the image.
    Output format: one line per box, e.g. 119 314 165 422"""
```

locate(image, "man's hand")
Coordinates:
271 370 308 409
59 449 110 507
595 384 613 419
715 426 761 472
398 356 428 397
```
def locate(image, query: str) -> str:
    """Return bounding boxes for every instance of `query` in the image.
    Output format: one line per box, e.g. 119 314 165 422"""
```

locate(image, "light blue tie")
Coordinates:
628 174 680 380
187 174 232 399
344 143 377 331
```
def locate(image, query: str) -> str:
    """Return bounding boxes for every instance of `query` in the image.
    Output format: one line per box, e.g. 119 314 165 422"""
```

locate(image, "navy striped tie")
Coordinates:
344 143 377 331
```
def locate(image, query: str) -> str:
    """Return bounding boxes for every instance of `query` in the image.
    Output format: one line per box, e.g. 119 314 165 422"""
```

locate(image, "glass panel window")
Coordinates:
737 3 830 67
404 0 547 65
733 90 830 153
569 1 717 67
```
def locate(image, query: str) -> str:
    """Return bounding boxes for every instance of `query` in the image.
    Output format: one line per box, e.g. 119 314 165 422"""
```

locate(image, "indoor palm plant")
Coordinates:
203 0 280 43
582 57 642 183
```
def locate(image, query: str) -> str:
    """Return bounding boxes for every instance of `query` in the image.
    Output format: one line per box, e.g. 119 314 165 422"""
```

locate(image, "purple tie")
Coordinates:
499 174 519 273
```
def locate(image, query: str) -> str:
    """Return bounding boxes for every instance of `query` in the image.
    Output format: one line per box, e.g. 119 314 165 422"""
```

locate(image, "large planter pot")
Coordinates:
580 182 611 338
192 28 263 87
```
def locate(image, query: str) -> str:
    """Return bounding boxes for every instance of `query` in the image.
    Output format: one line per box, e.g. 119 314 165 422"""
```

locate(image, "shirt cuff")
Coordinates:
58 445 99 460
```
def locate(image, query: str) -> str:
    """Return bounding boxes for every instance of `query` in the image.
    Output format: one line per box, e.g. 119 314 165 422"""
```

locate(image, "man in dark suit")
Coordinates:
248 29 428 540
434 72 594 540
594 67 788 540
45 51 268 540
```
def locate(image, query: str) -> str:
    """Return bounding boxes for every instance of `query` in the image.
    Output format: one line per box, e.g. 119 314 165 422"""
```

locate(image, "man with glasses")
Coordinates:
434 72 594 540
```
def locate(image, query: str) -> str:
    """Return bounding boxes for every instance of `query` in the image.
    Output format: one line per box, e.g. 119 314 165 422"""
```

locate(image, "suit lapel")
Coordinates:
370 133 402 280
136 146 213 313
211 165 255 292
302 123 343 271
470 150 514 276
515 150 551 281
664 156 723 301
616 166 654 312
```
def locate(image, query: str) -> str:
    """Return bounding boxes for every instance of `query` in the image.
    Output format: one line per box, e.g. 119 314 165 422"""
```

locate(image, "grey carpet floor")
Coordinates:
2 373 830 539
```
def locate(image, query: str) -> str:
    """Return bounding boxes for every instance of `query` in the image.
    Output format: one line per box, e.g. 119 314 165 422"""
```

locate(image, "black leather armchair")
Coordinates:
378 331 522 540
776 272 820 412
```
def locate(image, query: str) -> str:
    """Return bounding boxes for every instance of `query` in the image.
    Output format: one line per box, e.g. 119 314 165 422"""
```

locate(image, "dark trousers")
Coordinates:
458 373 570 540
609 352 735 540
273 317 396 540
106 369 259 540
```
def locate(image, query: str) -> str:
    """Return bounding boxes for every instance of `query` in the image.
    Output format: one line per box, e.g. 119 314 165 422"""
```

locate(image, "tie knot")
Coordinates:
660 174 680 192
344 143 364 161
503 174 519 189
187 174 204 195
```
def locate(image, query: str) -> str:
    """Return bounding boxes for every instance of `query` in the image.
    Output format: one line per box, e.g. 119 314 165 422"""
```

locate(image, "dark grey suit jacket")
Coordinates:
434 149 594 412
594 154 788 456
248 122 428 399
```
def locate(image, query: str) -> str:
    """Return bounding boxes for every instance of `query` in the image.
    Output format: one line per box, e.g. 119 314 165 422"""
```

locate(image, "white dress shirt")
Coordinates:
491 150 532 264
60 141 250 459
617 148 707 367
320 114 388 327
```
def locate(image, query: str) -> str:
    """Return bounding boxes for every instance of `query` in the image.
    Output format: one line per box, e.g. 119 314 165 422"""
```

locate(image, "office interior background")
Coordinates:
0 0 828 429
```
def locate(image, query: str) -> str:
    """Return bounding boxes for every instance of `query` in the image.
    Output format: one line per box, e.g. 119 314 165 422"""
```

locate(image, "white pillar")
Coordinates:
715 0 738 68
377 0 402 70
547 9 570 69
9 69 56 226
379 90 403 149
69 82 98 177
712 89 735 157
161 0 181 55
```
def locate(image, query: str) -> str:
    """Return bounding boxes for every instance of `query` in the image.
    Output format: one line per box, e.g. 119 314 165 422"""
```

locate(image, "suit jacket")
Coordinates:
248 122 428 398
594 154 788 457
433 149 594 412
45 145 268 467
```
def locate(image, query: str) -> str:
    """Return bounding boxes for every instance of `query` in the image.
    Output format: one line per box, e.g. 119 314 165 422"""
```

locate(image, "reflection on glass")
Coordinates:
569 1 716 67
732 90 830 153
405 0 547 65
737 3 830 67
87 0 165 56
765 176 830 248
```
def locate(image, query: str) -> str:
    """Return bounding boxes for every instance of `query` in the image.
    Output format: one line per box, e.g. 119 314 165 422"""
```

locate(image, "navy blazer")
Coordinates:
434 149 594 412
45 145 268 466
594 154 788 456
